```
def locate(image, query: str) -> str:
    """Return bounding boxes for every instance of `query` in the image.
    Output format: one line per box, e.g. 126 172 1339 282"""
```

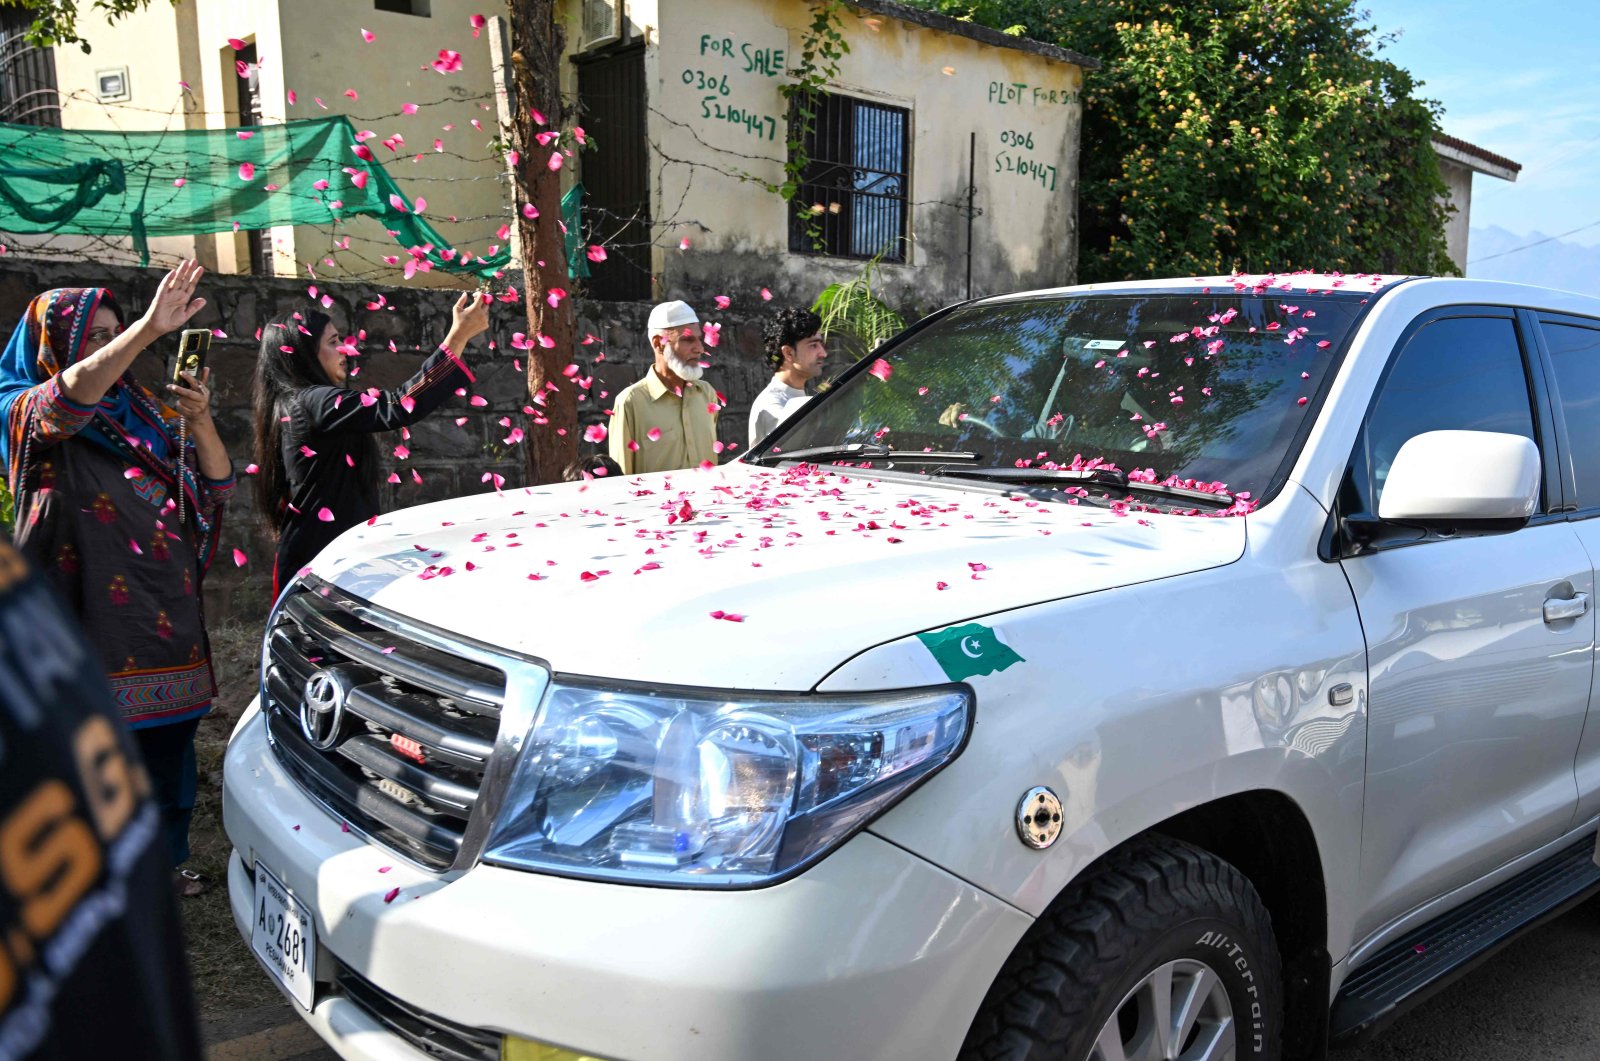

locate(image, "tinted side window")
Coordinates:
1542 321 1600 510
1352 316 1538 515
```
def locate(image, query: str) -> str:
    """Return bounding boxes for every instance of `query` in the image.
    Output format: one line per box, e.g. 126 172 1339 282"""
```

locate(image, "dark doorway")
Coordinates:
574 45 650 302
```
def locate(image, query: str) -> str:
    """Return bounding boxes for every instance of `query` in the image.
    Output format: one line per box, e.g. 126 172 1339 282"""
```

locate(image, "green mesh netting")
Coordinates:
0 116 512 278
562 182 588 280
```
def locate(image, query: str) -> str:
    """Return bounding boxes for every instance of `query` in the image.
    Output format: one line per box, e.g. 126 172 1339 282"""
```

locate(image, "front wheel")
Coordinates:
960 836 1284 1061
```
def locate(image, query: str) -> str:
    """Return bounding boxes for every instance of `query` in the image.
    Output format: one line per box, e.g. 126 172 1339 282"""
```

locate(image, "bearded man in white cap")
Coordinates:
607 300 721 474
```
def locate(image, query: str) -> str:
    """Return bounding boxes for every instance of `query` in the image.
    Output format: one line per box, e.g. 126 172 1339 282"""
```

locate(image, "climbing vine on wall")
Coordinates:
769 0 850 248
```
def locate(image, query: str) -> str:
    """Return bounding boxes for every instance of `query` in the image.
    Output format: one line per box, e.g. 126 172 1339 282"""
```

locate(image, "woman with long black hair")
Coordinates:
251 291 490 596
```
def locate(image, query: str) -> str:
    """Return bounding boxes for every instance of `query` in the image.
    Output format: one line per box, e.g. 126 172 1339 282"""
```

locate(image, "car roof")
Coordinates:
974 274 1600 318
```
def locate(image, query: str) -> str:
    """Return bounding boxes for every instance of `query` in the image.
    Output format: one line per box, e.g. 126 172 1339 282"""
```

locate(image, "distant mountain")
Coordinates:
1467 226 1600 299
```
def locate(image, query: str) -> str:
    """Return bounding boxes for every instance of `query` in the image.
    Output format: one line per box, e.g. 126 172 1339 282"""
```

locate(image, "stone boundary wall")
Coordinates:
0 259 785 623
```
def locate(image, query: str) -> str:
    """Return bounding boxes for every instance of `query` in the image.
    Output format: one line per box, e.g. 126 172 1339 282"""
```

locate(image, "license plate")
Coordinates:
250 860 316 1010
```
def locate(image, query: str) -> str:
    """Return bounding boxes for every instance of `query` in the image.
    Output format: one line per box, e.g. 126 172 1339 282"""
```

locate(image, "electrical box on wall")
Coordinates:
95 67 130 102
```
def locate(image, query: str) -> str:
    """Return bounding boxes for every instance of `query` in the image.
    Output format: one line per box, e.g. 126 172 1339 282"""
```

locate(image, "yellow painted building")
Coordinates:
8 0 510 287
0 0 1092 306
562 0 1095 309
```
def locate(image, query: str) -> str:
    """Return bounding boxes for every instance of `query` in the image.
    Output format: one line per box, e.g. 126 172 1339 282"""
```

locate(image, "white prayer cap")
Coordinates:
647 300 699 331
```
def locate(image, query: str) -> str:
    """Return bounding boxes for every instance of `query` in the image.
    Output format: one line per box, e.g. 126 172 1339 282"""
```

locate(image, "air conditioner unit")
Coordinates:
581 0 621 49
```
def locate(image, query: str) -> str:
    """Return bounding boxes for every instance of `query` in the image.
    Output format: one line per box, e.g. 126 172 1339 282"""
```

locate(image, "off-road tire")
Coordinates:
959 835 1284 1061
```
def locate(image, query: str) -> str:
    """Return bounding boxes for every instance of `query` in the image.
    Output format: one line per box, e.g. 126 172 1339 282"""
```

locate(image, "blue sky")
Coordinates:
1363 0 1600 255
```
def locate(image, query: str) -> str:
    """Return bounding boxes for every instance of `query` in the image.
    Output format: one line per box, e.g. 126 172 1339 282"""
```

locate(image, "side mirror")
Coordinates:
1377 430 1540 527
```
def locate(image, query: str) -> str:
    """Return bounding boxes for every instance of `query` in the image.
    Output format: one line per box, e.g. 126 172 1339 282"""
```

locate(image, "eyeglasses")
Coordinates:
86 327 121 345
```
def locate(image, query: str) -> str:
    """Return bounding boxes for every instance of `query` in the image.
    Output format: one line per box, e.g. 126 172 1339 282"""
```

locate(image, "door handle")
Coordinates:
1544 593 1590 623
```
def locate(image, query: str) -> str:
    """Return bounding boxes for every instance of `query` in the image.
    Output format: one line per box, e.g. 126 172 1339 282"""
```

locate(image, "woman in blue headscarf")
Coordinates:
0 260 234 894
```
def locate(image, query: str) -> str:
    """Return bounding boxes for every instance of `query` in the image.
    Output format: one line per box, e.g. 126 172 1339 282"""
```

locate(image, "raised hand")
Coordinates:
450 289 491 345
139 260 207 338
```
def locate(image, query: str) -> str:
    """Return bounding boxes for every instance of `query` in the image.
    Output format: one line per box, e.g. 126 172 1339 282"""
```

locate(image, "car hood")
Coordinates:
309 464 1247 689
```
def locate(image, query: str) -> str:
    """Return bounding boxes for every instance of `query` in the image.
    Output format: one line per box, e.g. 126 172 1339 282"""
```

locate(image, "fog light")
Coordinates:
501 1036 607 1061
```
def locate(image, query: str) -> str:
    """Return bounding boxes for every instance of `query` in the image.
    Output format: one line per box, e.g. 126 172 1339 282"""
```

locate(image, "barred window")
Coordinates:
0 10 61 129
788 91 909 262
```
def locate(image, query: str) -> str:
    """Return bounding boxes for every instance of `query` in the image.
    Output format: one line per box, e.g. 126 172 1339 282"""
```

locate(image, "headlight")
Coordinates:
482 679 972 887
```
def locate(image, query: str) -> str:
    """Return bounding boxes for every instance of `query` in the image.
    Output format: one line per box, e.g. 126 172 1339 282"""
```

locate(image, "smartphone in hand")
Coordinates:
173 328 211 386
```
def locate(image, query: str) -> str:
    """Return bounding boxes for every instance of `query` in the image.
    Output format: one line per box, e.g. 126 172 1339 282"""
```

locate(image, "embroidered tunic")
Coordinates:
10 375 232 727
0 288 233 730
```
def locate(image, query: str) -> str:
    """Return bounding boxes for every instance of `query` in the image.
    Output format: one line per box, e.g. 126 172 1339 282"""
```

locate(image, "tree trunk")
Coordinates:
507 0 578 484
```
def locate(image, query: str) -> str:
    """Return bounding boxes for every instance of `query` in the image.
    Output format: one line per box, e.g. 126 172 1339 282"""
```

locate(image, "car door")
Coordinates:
1335 306 1594 941
1528 310 1600 825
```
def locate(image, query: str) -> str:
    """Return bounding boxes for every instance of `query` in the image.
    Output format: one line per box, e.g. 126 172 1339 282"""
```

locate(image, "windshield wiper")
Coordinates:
932 466 1234 508
746 442 983 465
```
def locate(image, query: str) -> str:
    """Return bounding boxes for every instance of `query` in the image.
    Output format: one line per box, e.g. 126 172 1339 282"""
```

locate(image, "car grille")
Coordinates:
335 964 500 1061
261 578 524 871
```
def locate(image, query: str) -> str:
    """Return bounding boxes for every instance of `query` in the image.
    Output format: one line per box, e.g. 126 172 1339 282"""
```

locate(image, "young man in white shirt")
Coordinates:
749 307 829 449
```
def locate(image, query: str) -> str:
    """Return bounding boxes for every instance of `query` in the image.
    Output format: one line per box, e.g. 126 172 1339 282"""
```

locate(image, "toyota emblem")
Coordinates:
300 668 351 751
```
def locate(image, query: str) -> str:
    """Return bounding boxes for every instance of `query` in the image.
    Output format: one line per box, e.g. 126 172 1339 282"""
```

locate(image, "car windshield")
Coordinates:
753 292 1369 509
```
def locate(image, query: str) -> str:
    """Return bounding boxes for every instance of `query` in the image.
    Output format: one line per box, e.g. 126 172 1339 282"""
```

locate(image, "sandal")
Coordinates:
174 868 208 899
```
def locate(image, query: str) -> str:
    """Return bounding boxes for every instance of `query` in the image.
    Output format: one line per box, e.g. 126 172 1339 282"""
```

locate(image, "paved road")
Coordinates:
206 897 1600 1060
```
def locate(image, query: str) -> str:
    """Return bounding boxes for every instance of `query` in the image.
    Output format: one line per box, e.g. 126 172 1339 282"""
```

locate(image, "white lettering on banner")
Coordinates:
0 805 156 1061
0 584 85 722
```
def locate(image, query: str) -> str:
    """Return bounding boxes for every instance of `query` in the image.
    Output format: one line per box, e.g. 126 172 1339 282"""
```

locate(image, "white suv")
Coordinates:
225 274 1600 1061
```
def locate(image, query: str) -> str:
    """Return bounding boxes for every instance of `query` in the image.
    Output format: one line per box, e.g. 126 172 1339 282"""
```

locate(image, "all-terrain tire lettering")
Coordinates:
958 835 1284 1061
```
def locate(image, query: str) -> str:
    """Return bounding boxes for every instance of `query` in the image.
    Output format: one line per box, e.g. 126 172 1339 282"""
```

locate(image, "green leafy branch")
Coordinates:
5 0 177 53
769 1 850 250
811 250 906 361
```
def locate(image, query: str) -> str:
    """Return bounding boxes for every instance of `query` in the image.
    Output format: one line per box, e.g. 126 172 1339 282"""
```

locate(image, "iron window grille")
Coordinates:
0 10 60 128
788 90 910 262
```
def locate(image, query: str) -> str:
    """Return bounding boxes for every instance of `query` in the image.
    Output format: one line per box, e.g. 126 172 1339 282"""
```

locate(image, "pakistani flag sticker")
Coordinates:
917 622 1025 682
